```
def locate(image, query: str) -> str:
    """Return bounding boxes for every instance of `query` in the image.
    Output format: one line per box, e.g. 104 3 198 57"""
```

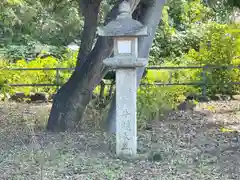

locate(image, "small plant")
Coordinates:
0 78 10 98
137 71 199 128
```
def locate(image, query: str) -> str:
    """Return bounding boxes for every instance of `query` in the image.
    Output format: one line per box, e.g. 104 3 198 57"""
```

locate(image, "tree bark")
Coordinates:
76 0 102 68
47 38 113 132
47 0 107 132
46 0 140 132
105 0 166 133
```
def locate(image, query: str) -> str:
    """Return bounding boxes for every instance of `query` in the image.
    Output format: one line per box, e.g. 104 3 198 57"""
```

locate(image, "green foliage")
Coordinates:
137 61 200 126
150 0 213 63
148 0 240 120
137 83 199 127
3 42 70 62
1 0 83 62
0 49 108 97
4 41 37 61
1 0 83 46
141 17 240 123
0 75 9 94
167 0 213 30
207 0 240 23
185 22 240 95
0 49 77 95
0 61 11 98
137 84 181 126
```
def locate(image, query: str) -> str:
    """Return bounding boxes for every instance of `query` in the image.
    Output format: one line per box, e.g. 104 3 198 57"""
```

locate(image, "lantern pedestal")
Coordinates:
104 57 147 157
116 69 137 156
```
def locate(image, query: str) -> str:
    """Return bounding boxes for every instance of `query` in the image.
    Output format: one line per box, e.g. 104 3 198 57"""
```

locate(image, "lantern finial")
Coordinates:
117 1 131 19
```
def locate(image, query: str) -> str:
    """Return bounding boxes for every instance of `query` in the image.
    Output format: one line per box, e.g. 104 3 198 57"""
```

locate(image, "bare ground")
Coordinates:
0 100 239 180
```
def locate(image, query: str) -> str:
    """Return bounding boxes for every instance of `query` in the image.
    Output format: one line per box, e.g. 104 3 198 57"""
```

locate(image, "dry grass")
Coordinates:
0 100 240 180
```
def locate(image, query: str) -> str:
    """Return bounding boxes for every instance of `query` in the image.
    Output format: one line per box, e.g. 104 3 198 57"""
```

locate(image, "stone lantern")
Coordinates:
97 1 148 157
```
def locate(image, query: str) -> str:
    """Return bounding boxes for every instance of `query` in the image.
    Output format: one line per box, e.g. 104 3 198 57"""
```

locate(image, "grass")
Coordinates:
0 100 240 180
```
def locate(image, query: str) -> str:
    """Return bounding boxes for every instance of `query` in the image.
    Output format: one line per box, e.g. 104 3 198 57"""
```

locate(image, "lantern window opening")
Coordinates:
114 37 137 57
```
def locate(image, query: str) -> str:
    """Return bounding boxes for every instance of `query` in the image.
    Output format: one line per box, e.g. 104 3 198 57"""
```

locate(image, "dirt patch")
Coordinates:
0 100 239 180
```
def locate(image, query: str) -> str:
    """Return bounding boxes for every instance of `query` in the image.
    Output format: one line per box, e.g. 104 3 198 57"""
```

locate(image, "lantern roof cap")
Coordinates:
97 1 147 37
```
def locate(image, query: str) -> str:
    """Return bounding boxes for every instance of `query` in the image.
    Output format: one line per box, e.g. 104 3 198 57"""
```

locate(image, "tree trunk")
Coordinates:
105 0 166 133
46 0 140 132
76 0 102 68
47 37 113 132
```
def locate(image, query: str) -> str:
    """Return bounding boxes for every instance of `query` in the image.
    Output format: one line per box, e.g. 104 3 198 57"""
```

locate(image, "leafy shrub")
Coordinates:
0 62 11 98
0 49 108 97
3 42 69 62
0 49 77 95
149 0 212 64
146 61 202 84
2 57 59 95
4 42 37 61
1 0 83 46
137 83 199 128
185 22 240 95
137 63 200 127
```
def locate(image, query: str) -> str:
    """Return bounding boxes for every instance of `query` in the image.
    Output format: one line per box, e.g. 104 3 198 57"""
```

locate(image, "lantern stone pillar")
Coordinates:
97 1 148 157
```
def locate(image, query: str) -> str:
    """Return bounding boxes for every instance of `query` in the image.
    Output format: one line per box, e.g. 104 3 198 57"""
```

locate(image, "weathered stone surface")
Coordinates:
97 1 147 37
116 69 137 156
103 56 147 68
